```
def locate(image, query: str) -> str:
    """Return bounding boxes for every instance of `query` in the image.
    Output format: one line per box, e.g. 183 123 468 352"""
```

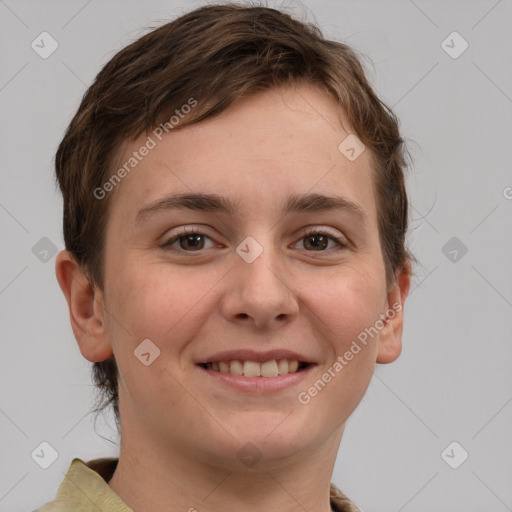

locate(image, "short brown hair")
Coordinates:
55 2 413 430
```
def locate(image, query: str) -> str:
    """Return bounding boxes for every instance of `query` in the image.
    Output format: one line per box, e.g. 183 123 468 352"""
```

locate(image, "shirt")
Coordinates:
33 458 361 512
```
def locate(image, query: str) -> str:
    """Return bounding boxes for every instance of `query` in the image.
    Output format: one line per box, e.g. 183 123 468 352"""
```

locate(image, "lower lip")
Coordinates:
197 364 315 393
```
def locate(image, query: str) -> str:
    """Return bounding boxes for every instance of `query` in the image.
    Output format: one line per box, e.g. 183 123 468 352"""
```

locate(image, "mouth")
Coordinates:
197 359 312 378
195 349 317 393
196 358 315 393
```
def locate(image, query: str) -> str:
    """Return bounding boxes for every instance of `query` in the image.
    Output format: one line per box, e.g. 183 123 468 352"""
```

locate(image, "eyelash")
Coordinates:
161 226 348 254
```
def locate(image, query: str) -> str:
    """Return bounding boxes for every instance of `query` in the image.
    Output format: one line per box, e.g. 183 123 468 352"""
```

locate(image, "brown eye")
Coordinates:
178 234 205 251
162 229 215 252
303 233 329 251
294 229 348 253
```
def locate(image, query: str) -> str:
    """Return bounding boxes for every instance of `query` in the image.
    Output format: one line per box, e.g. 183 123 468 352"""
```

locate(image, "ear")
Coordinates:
376 262 411 364
55 250 113 362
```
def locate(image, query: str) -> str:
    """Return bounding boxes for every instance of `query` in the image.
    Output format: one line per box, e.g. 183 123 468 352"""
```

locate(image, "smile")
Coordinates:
198 359 310 377
197 359 315 393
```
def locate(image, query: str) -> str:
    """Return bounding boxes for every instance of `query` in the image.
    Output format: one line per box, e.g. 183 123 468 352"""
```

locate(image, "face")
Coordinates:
77 83 407 470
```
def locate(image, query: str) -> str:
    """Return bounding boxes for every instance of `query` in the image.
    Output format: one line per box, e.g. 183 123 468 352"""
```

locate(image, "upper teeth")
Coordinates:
205 359 301 377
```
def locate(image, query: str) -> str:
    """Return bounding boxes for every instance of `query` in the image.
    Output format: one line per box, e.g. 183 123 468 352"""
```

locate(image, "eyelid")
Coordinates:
301 225 344 239
161 224 215 242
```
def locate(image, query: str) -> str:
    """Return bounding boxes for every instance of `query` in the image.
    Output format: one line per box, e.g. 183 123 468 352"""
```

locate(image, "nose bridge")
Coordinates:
221 233 298 327
242 246 283 291
237 234 288 297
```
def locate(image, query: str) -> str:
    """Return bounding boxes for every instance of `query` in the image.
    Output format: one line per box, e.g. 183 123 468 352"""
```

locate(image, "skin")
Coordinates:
56 82 410 512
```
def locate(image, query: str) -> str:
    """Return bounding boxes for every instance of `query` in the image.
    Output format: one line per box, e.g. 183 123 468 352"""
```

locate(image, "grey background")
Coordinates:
1 1 511 511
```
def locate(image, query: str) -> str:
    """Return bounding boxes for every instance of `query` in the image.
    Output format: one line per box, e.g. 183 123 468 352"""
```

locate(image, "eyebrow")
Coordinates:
135 192 368 225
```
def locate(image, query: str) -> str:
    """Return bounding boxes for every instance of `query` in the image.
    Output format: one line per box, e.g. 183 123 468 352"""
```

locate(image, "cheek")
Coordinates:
310 268 386 354
305 268 386 408
104 261 220 355
299 284 382 427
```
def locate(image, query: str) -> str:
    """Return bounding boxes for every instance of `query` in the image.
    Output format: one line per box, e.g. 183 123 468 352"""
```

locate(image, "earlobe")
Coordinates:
376 263 411 364
55 250 113 362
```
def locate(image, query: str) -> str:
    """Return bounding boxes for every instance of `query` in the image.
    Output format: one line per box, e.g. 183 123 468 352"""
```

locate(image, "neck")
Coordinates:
108 424 344 512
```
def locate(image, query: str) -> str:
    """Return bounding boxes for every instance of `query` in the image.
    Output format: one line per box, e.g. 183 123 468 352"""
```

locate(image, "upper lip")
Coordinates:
196 349 315 364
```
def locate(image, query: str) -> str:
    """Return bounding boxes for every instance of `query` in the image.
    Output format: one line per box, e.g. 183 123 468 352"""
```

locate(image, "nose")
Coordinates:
219 240 299 330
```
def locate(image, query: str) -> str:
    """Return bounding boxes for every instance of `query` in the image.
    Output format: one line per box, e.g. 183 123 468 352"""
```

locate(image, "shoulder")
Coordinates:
32 457 126 512
33 502 67 512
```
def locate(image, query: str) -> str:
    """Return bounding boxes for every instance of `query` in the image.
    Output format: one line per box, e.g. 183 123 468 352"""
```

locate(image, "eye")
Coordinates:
161 227 216 252
160 226 348 254
294 228 348 252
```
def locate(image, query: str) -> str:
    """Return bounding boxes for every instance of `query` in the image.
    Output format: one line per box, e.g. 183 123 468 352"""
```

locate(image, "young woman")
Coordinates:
37 4 412 511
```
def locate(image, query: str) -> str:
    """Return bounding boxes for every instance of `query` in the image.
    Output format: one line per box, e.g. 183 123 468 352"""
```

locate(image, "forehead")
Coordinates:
108 83 377 226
